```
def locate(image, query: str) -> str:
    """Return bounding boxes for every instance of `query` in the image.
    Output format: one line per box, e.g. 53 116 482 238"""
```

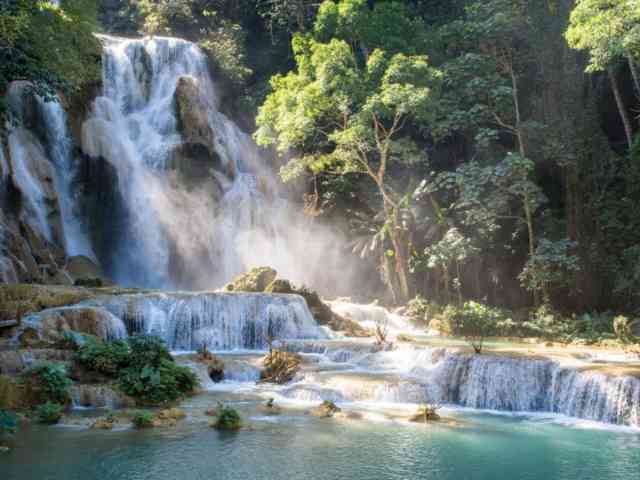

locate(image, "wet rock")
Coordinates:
308 400 341 418
257 398 282 415
90 415 117 430
18 306 124 346
224 267 277 293
408 405 441 423
0 284 94 323
69 384 135 409
152 408 186 427
66 255 110 286
0 375 26 409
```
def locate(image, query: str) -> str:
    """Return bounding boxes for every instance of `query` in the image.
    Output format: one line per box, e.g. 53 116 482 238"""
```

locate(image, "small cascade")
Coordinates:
328 301 416 334
86 292 326 350
277 342 640 427
69 384 131 409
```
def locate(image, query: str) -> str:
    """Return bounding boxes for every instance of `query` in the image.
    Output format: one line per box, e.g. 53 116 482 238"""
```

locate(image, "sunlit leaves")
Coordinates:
566 0 640 72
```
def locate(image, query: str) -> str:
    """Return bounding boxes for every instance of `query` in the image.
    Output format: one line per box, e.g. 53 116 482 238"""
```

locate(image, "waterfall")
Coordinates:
4 82 92 257
278 342 640 427
84 291 326 350
81 35 352 292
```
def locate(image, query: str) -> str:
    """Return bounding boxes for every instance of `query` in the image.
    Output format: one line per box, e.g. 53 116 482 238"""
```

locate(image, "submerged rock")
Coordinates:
152 408 187 427
90 416 117 430
408 405 441 423
257 398 282 415
308 400 341 418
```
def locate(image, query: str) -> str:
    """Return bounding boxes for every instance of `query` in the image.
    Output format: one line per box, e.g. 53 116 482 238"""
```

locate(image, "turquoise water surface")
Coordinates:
2 391 639 480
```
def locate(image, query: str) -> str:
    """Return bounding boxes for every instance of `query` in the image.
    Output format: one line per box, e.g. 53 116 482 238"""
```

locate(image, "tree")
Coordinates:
0 0 101 119
519 238 580 304
259 0 317 36
459 301 501 354
255 0 441 303
566 0 640 148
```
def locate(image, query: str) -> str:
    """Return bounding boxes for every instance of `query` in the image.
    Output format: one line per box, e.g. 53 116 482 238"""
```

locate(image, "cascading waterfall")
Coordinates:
4 82 92 257
276 343 640 427
84 292 326 350
81 35 353 292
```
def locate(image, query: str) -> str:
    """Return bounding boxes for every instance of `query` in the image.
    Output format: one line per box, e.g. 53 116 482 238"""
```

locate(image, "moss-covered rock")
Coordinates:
0 284 94 323
66 255 111 287
0 376 26 410
18 306 123 347
223 267 277 293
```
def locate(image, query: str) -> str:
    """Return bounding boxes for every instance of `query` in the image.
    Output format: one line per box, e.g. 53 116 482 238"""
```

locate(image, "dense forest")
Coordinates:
2 0 640 334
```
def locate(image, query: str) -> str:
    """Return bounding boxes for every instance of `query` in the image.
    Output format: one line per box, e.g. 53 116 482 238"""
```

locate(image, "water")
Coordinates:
79 35 354 293
4 82 92 256
81 291 326 350
2 391 639 480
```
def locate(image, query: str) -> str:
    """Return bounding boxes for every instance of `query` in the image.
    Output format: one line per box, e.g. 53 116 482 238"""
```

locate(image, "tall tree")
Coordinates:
255 0 441 302
566 0 640 148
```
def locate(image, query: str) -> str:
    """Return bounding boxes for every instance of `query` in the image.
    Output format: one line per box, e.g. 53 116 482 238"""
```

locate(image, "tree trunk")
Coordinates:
627 54 640 98
383 199 411 304
608 67 634 149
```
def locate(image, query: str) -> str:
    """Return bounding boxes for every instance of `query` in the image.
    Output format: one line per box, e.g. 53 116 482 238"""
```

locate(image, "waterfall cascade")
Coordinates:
275 343 640 427
6 82 92 257
79 35 349 292
82 291 326 350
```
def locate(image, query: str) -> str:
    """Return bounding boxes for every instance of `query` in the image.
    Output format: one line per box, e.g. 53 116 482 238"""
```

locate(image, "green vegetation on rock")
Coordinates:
34 402 64 424
211 403 242 431
75 334 198 406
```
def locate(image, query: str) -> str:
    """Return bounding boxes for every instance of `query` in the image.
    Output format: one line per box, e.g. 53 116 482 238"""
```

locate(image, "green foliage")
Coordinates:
21 362 72 404
213 402 241 430
126 334 173 369
75 335 198 405
566 0 640 72
519 239 581 300
118 358 198 405
35 402 64 424
457 301 503 353
131 410 155 429
0 0 101 119
0 410 17 435
136 0 251 89
75 337 131 376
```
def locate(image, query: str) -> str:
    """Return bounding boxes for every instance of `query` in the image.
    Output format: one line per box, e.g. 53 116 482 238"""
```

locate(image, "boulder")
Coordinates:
18 306 124 346
172 76 234 182
0 284 94 323
224 267 277 293
66 255 110 286
308 400 341 418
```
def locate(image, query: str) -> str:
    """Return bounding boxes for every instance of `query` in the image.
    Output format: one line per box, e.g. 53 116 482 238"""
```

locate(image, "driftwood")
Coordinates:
259 350 301 384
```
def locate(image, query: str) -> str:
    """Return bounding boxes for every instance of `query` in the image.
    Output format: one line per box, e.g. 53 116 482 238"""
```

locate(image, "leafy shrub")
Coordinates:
456 301 503 353
118 359 198 405
131 410 155 429
406 295 442 327
212 403 241 431
22 362 72 404
0 410 17 435
75 337 131 377
126 335 173 369
35 402 64 424
76 335 198 405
